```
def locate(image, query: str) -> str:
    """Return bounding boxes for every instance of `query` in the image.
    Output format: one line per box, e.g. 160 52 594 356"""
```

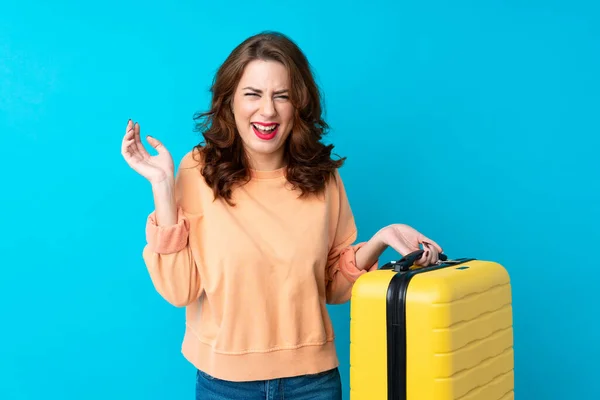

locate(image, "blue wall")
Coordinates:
1 1 598 399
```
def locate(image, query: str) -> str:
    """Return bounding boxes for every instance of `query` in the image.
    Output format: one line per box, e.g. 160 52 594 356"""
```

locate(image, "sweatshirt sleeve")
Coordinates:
141 153 204 308
325 171 378 305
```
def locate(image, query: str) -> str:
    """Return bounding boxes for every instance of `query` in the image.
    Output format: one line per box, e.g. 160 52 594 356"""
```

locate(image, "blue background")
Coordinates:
1 1 598 399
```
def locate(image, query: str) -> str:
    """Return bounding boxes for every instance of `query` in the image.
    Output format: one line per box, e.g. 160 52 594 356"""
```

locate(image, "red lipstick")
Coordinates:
251 122 279 140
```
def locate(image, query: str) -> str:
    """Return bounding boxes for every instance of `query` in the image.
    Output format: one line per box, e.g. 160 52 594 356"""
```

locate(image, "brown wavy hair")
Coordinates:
192 31 345 205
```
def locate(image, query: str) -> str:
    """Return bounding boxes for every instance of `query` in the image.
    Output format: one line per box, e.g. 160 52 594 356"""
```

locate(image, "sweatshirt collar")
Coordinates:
249 166 286 179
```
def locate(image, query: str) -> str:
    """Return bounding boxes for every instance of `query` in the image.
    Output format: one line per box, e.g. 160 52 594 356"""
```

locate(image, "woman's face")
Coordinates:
231 59 295 170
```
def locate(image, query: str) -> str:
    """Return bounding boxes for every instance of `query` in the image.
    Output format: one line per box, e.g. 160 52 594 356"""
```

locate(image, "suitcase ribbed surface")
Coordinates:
349 259 514 400
406 260 514 399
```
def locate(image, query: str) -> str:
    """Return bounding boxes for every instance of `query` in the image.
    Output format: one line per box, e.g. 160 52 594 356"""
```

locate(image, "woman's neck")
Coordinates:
246 149 287 171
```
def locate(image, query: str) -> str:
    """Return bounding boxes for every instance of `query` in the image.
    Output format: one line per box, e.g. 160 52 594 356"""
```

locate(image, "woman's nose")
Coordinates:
260 97 277 117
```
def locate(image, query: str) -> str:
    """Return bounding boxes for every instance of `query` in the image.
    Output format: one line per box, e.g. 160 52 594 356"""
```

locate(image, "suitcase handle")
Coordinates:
383 250 449 272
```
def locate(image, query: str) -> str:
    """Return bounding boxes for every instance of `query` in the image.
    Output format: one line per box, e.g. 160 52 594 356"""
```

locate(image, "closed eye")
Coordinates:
243 93 289 101
242 86 289 99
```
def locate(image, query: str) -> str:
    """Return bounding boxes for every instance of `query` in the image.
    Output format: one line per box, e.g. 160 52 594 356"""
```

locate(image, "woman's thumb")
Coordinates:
147 135 166 153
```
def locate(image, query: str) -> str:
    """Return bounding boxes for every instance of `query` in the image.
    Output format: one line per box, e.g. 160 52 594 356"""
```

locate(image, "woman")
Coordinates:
121 31 442 400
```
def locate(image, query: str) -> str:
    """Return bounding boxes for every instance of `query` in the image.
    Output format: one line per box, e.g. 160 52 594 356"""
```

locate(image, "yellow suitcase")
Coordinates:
349 250 514 400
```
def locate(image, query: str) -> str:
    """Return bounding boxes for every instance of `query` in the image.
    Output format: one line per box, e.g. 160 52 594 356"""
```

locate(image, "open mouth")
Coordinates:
251 123 280 140
251 123 279 132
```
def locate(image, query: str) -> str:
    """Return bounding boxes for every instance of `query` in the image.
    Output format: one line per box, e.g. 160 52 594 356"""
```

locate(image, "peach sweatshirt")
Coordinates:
142 149 378 382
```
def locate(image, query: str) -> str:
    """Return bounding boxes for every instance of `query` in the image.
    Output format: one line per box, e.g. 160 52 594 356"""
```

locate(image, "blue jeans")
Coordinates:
195 367 342 400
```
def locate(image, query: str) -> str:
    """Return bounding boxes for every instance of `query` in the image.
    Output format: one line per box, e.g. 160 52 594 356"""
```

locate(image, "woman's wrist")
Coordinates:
354 229 389 271
151 178 178 226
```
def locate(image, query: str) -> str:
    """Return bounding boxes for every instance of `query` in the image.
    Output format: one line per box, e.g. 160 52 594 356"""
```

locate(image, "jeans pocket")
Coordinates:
285 368 342 399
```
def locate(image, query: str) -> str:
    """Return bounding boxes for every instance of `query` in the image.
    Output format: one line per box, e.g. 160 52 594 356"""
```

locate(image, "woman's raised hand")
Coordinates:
121 119 175 185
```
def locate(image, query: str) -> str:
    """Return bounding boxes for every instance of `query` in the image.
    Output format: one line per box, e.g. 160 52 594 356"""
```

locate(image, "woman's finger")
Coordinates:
125 119 134 137
429 247 439 265
425 242 437 260
122 121 134 148
416 250 429 266
121 133 135 155
133 122 151 159
415 242 439 266
147 135 169 156
122 138 137 159
420 235 443 253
